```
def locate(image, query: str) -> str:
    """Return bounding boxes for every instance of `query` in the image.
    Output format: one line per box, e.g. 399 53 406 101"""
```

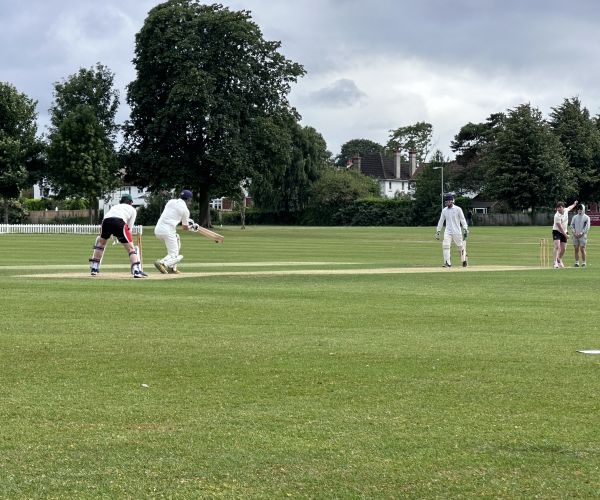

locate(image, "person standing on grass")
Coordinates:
569 203 590 267
154 189 196 274
552 199 578 268
435 194 469 268
89 194 147 278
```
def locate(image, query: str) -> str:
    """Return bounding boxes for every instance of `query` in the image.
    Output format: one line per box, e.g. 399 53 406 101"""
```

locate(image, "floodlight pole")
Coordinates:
433 166 444 208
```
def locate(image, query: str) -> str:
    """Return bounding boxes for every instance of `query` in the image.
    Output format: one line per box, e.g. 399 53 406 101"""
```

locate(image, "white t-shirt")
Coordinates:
436 205 468 235
103 203 137 229
553 208 572 233
155 199 190 234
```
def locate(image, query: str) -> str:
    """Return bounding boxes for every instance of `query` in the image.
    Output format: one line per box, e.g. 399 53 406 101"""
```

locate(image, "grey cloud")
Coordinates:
303 79 367 108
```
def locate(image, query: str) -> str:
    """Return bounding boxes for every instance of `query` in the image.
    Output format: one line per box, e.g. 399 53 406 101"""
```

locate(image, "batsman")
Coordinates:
435 194 469 268
154 189 198 274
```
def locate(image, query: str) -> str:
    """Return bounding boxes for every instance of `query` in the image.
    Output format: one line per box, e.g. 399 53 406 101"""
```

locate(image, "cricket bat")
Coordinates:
195 226 224 243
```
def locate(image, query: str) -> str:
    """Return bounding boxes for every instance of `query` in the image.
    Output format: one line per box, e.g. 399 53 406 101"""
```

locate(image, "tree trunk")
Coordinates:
198 184 212 227
240 197 246 229
3 198 8 224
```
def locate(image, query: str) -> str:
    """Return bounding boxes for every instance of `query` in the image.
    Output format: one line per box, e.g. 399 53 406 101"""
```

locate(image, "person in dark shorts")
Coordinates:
89 194 148 278
552 199 577 269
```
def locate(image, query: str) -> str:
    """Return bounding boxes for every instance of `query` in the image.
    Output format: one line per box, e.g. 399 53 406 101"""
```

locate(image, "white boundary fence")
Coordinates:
0 224 143 235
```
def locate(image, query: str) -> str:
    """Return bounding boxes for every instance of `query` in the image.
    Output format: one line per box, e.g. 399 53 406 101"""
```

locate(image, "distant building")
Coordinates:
348 150 420 198
33 181 148 211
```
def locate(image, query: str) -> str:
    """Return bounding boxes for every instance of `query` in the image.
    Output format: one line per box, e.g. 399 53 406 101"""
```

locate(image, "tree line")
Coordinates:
2 0 599 225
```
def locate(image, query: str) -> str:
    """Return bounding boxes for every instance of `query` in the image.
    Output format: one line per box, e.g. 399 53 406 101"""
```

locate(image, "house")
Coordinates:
99 186 148 211
210 196 253 211
348 150 419 198
33 181 148 211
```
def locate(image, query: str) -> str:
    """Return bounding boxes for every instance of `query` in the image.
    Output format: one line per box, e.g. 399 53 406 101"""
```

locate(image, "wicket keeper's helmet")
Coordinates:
443 193 454 203
120 194 133 204
180 189 193 200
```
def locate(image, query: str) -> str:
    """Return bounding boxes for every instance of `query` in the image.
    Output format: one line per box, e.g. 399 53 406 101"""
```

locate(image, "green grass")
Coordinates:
1 226 599 498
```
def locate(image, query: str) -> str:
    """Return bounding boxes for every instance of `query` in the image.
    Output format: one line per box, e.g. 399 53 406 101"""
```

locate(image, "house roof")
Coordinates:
358 153 412 180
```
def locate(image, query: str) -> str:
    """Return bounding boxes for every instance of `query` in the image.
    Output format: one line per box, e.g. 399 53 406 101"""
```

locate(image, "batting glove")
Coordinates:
463 230 468 240
435 231 440 240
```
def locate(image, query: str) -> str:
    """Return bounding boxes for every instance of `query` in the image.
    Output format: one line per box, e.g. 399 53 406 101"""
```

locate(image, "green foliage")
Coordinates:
386 121 433 164
46 63 120 204
0 82 43 209
135 190 173 226
124 1 305 224
450 113 505 193
250 120 330 216
549 97 600 203
334 138 384 168
483 104 575 211
309 168 380 207
22 197 89 211
412 150 447 225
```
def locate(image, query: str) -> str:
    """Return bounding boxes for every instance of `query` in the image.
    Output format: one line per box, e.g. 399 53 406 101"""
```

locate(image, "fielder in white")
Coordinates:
435 194 469 268
569 203 590 267
154 189 197 274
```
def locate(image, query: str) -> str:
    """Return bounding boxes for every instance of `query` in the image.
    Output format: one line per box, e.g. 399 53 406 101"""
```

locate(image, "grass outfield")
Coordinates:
1 226 599 498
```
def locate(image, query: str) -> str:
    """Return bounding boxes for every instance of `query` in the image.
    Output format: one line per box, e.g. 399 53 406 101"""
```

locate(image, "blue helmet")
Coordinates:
180 189 193 200
443 193 454 203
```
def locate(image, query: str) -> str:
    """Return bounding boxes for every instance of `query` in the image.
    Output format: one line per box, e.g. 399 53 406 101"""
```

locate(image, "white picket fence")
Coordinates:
0 224 143 235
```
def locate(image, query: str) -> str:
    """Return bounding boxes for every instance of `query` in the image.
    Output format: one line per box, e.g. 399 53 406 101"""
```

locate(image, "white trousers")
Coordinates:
155 228 183 267
442 232 466 264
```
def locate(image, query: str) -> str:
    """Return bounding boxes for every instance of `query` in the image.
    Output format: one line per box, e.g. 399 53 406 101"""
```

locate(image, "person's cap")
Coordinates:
120 194 133 204
180 189 193 200
576 204 584 211
443 193 454 202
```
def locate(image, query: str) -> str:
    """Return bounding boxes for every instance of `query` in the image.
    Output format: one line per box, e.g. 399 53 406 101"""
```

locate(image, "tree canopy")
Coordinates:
46 63 120 221
123 0 305 225
387 122 432 164
334 138 384 168
0 82 43 222
548 97 600 202
483 104 575 211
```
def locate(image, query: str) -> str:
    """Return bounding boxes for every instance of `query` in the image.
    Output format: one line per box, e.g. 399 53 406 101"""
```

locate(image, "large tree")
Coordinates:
412 150 448 225
483 104 575 214
124 0 305 225
386 121 433 164
334 138 384 168
450 113 505 193
0 82 43 223
251 117 330 217
47 63 120 222
548 97 600 203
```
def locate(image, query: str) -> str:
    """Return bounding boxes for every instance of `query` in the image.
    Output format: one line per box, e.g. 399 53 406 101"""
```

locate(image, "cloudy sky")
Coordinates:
2 0 600 159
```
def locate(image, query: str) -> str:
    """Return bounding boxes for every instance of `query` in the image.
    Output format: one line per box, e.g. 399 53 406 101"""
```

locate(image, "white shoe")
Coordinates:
553 262 559 269
558 260 565 268
582 262 587 268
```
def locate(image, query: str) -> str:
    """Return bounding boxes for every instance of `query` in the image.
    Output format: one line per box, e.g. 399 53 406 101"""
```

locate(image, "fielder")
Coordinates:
552 199 578 268
569 203 590 267
435 194 469 268
89 194 147 278
154 189 197 274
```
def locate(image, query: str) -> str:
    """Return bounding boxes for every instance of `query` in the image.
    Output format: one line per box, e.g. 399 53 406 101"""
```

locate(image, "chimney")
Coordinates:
394 149 401 179
352 154 362 172
409 149 417 176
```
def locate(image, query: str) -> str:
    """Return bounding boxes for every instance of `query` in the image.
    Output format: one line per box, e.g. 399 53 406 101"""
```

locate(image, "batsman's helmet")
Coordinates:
443 193 454 203
120 194 133 204
180 189 193 200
